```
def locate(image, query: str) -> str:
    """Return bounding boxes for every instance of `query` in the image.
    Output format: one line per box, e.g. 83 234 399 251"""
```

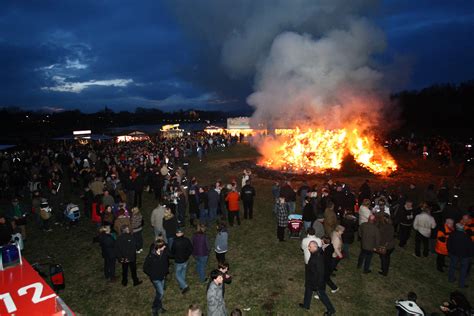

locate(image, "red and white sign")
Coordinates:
0 259 73 315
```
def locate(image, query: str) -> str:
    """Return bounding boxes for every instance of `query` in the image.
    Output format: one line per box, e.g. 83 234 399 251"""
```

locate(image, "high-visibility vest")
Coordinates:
435 224 452 255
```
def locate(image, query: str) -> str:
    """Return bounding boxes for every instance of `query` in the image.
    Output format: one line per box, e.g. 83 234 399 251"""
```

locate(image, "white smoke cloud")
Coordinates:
168 0 394 131
247 18 387 129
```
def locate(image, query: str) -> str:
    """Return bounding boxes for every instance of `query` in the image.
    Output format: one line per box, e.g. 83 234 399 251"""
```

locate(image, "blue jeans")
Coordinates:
209 207 217 223
167 237 174 251
343 243 351 259
287 201 296 213
318 289 336 313
195 255 208 282
151 279 165 311
302 287 335 313
448 255 470 288
199 208 209 225
175 262 188 290
153 227 164 239
357 249 373 272
303 221 312 231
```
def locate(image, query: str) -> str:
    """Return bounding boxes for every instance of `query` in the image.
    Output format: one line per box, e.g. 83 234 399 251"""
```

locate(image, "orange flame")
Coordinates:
259 127 397 175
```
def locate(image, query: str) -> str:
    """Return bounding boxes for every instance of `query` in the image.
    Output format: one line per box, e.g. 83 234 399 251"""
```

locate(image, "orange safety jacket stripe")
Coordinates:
435 224 452 255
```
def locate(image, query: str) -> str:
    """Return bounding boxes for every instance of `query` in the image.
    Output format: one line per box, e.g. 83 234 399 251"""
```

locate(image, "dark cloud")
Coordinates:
0 0 472 112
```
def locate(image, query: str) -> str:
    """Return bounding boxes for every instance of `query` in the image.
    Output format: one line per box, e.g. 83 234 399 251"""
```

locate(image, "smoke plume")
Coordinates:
167 0 390 131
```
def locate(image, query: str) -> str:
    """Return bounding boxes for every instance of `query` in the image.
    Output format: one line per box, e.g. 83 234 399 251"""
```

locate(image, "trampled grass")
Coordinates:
20 144 473 315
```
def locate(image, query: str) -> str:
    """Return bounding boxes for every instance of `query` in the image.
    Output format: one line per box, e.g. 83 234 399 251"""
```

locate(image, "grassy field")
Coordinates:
19 144 473 315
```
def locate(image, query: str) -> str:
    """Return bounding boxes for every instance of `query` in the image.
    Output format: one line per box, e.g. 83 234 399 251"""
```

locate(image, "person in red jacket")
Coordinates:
225 188 240 226
435 218 454 272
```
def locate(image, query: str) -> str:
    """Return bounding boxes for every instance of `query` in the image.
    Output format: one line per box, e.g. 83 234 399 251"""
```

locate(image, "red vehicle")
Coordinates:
0 244 74 315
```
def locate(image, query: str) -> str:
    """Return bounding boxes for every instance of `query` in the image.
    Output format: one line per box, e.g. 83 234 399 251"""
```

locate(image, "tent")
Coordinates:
116 131 150 142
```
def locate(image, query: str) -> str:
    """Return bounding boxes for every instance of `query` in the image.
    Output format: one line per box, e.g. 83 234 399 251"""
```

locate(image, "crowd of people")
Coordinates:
271 178 473 315
0 133 253 315
0 132 473 315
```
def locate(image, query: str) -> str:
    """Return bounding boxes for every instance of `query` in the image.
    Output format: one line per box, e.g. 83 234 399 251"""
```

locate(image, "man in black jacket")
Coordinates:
447 223 474 288
143 239 169 316
240 180 256 220
115 225 142 287
398 200 415 248
299 241 336 315
98 226 116 282
171 228 193 293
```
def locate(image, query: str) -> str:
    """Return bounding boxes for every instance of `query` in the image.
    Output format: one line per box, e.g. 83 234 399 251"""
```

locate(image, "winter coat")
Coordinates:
115 233 137 262
102 195 115 207
305 250 325 291
302 203 316 223
114 216 131 236
447 230 474 258
358 205 372 225
398 207 415 227
378 223 395 250
188 185 199 214
207 281 227 316
274 201 288 227
143 248 169 281
98 233 116 259
133 175 145 192
89 180 104 196
271 184 280 200
150 205 166 230
279 184 296 202
324 208 338 236
102 211 114 227
312 220 325 238
435 224 453 256
171 236 193 263
225 191 240 212
131 213 143 233
341 215 357 244
240 184 256 202
199 191 209 211
215 231 228 253
192 232 210 257
413 212 436 238
359 222 380 251
208 189 220 210
163 216 178 238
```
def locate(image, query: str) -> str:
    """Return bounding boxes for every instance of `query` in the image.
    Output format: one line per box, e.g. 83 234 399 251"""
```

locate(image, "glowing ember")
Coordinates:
259 127 397 175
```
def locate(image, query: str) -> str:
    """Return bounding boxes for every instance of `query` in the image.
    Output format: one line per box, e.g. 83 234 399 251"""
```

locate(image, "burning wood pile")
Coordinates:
257 127 397 176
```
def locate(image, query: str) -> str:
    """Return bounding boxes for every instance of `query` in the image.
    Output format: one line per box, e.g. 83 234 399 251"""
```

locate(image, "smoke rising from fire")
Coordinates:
167 0 390 130
248 18 387 129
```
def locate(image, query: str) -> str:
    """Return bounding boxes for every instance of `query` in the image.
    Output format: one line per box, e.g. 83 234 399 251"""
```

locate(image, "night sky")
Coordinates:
1 0 473 113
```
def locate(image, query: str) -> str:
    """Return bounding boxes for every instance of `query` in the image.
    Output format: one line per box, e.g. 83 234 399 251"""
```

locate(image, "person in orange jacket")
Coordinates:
225 188 240 226
435 218 454 272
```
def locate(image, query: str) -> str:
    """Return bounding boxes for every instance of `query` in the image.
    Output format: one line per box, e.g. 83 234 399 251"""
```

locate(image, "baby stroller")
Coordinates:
288 214 303 239
64 203 80 225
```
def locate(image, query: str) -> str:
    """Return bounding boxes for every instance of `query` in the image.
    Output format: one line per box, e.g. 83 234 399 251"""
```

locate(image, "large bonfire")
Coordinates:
258 127 397 176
